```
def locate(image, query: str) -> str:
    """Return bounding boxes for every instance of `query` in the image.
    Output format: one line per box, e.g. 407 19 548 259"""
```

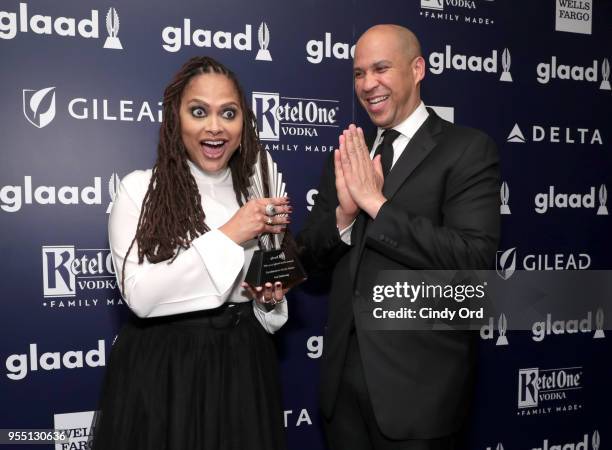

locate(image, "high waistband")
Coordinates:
131 302 253 329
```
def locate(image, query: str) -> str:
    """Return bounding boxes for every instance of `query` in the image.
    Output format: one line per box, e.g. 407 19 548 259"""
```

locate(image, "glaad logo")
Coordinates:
500 181 511 215
42 245 116 301
536 57 611 92
107 173 121 214
534 185 608 215
532 430 600 450
0 176 102 213
306 189 318 211
4 340 106 381
306 33 355 64
0 4 123 49
21 87 163 127
555 0 593 35
306 336 323 359
485 444 504 450
506 123 603 145
22 87 56 128
480 313 509 346
252 92 339 141
104 7 122 49
532 308 606 342
161 19 271 61
496 247 591 280
518 366 583 415
428 46 512 81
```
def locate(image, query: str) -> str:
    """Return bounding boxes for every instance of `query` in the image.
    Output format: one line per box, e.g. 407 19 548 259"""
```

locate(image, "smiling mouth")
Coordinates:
367 95 389 105
200 139 228 158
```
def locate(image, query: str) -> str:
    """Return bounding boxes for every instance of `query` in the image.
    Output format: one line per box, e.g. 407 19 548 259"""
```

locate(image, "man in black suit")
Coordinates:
297 25 500 449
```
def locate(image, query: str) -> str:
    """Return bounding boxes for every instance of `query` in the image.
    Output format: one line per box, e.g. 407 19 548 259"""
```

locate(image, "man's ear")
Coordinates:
413 56 426 84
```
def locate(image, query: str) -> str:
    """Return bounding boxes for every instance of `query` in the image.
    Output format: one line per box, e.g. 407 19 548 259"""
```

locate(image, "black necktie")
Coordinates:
373 129 400 177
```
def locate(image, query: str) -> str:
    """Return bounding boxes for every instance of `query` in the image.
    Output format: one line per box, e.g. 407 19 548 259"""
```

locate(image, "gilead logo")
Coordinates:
5 340 106 381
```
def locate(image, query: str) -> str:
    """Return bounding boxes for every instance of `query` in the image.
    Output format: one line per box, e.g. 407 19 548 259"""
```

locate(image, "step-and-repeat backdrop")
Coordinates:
1 1 610 449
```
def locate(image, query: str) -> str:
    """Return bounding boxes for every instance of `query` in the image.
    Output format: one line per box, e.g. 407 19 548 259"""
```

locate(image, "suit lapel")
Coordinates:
348 109 444 284
382 109 443 200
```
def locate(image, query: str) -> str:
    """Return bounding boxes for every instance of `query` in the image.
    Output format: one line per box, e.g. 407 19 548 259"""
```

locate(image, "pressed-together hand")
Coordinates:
220 197 291 245
334 133 360 229
241 281 288 311
337 124 387 219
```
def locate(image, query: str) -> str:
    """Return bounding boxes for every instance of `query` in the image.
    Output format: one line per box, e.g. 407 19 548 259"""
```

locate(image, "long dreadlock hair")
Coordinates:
121 56 269 293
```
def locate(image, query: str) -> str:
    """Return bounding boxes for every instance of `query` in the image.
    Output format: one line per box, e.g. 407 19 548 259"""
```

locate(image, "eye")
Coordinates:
190 106 206 118
222 108 237 120
354 71 364 79
375 66 389 73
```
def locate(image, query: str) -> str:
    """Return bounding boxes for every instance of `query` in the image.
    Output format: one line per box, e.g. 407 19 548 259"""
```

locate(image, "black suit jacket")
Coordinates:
297 109 500 440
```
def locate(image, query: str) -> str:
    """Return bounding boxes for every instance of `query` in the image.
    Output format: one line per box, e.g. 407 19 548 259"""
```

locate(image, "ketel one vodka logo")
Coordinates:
534 185 608 215
536 56 611 91
428 46 512 81
0 4 123 49
161 19 272 61
41 245 116 301
252 92 339 141
518 366 583 415
22 87 56 128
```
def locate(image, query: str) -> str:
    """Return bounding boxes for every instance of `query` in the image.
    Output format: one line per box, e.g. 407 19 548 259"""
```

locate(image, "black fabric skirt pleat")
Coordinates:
90 303 286 450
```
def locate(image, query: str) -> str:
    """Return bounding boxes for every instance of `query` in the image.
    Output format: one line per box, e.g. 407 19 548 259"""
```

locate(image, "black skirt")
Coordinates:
90 302 286 450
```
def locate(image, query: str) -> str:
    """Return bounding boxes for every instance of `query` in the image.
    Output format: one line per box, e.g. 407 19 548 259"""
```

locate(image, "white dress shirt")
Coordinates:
339 101 430 244
108 155 288 333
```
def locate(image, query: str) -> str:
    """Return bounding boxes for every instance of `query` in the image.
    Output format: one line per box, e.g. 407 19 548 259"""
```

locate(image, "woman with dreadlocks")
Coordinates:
91 57 290 450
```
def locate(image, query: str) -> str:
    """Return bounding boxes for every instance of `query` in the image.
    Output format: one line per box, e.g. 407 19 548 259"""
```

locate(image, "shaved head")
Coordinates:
356 25 422 63
353 25 426 128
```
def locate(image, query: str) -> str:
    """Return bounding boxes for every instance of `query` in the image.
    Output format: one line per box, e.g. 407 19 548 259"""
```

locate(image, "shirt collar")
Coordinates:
376 101 429 143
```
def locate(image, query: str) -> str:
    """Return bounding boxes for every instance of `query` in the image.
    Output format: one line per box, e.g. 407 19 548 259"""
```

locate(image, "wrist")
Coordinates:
336 206 358 230
219 223 241 244
362 195 386 219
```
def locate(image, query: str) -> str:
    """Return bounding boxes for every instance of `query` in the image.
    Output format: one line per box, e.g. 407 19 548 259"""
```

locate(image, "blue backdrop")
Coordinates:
1 1 611 449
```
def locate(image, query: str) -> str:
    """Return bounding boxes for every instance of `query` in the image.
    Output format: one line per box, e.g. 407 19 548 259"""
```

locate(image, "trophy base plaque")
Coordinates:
245 248 306 290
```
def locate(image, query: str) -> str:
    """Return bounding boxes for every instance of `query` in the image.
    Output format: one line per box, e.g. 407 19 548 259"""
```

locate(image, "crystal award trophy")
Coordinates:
244 158 306 289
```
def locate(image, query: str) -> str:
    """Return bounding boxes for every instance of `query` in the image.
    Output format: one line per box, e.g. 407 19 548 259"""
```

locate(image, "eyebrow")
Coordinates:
186 99 240 108
354 59 393 72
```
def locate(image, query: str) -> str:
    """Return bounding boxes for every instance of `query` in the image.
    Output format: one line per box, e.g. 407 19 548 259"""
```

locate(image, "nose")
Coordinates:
361 71 379 92
205 115 222 135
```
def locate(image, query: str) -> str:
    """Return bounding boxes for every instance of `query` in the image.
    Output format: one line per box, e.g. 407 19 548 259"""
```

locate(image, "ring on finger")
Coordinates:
265 204 277 216
265 216 273 225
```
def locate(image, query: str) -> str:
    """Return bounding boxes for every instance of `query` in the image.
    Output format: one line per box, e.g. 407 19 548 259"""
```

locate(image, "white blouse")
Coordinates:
108 158 288 334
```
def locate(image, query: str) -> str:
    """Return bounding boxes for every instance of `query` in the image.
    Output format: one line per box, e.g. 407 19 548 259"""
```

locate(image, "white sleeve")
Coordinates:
109 171 244 318
338 220 355 245
252 300 289 334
